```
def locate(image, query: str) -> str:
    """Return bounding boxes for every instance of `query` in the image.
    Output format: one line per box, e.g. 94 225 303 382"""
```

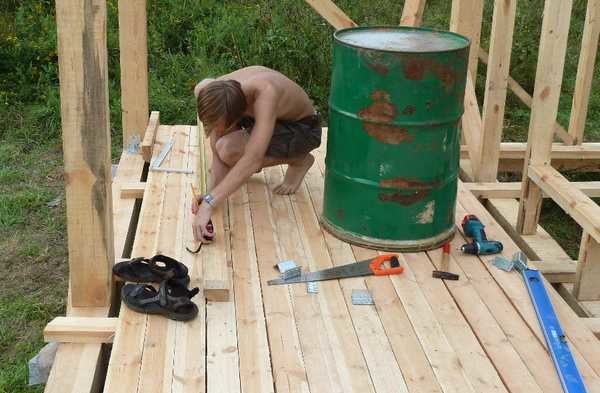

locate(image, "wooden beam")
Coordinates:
582 317 600 337
141 111 159 162
303 0 357 30
119 181 145 199
569 0 600 145
528 165 600 244
476 0 517 181
44 317 117 344
573 232 600 300
400 0 426 27
517 0 573 234
118 0 149 148
461 142 600 160
464 181 600 199
450 0 484 80
56 0 114 308
460 76 482 177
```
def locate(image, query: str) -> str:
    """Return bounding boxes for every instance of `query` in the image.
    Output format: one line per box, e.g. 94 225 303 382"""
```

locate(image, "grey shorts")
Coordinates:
239 113 322 159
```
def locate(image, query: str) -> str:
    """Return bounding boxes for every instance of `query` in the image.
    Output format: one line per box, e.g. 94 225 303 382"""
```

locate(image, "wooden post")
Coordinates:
400 0 427 27
574 232 600 301
516 0 573 235
304 0 357 30
476 0 517 181
118 0 149 148
450 0 484 81
568 0 600 145
55 0 114 307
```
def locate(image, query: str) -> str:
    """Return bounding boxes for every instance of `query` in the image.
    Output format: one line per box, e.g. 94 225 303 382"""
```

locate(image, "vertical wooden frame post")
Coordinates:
517 0 573 234
476 0 517 181
400 0 427 27
55 0 114 307
118 0 149 148
568 0 600 145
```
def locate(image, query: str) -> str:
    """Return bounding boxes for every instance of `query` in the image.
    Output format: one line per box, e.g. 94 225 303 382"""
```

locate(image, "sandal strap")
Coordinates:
131 284 161 305
149 255 186 279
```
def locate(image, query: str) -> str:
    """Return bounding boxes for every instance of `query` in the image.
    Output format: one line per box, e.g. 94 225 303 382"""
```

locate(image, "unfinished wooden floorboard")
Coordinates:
103 127 172 393
246 174 309 393
171 143 206 393
457 183 600 382
136 125 190 393
263 167 350 393
402 252 508 393
353 247 443 393
429 240 556 392
202 139 230 302
228 185 274 393
443 221 563 393
292 165 399 393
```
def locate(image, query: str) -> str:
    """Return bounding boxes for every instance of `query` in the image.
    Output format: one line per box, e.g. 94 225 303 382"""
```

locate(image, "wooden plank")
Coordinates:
120 181 145 199
477 0 517 181
450 0 484 80
141 111 160 162
462 142 600 160
171 142 206 393
478 48 533 107
295 164 400 393
400 0 426 27
103 127 171 393
246 174 310 393
44 317 117 344
528 165 600 244
574 232 600 300
569 0 600 145
55 0 114 308
517 0 573 234
202 138 230 301
136 125 190 393
464 181 600 199
582 318 600 338
457 182 600 383
118 0 149 148
304 0 357 30
228 186 274 393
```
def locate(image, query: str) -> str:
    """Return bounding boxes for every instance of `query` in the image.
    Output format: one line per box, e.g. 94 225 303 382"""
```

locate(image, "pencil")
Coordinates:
190 183 199 200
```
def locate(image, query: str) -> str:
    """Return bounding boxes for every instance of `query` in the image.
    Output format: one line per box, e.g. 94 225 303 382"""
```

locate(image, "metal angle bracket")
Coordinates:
351 289 374 305
275 260 302 280
306 281 319 294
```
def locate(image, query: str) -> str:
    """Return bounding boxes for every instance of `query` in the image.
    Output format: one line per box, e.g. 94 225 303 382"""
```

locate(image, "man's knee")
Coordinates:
215 136 243 166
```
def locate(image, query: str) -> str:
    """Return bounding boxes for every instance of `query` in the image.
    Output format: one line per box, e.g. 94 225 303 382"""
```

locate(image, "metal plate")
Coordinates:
306 282 319 294
351 289 374 305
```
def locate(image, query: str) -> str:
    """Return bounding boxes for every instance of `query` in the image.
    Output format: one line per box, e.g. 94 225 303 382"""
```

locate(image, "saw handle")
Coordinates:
369 254 404 276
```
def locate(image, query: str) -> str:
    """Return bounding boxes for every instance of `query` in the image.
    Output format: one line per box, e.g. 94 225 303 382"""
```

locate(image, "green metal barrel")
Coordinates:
321 26 470 252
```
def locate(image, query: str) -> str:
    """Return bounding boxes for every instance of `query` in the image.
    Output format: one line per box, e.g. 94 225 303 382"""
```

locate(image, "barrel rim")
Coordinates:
333 25 471 54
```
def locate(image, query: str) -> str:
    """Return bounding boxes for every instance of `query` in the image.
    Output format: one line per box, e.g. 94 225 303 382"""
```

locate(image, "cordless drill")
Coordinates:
460 215 503 255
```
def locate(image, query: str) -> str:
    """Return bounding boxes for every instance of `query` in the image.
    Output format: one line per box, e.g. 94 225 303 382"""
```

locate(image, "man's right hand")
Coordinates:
191 193 204 215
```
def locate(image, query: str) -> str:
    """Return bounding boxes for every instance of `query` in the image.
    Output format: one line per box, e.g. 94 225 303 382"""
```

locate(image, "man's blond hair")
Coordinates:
196 79 247 136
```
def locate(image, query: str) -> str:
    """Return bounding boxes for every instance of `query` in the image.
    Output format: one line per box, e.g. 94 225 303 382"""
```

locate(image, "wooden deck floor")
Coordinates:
102 124 600 393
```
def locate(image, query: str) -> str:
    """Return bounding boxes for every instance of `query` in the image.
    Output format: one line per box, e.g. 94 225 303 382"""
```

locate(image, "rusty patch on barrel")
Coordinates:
378 190 430 206
380 177 440 189
359 91 414 145
403 57 456 91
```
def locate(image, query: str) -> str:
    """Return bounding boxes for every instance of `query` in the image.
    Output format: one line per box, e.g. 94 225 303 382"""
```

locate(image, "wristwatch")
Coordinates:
203 193 216 206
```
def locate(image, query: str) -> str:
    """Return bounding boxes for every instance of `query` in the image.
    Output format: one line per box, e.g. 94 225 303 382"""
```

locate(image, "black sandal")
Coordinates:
121 279 200 321
113 254 190 286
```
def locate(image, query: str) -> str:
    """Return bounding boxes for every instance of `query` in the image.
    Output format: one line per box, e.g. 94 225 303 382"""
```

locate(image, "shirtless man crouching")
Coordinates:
191 66 321 243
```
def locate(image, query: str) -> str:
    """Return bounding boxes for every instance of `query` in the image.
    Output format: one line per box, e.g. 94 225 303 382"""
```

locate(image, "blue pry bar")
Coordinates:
521 268 588 393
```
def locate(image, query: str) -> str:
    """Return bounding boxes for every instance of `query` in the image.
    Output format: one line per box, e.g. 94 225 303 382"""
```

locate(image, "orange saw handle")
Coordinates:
369 254 404 276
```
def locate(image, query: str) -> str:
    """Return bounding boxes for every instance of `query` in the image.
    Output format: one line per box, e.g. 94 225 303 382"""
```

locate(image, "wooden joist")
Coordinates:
118 0 149 148
464 181 600 199
517 0 573 234
400 0 426 27
44 317 117 344
119 181 145 199
574 232 600 300
303 0 357 30
141 111 160 162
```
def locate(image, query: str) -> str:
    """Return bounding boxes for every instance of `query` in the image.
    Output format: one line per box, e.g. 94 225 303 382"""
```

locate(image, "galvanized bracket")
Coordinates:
351 289 374 305
276 260 302 280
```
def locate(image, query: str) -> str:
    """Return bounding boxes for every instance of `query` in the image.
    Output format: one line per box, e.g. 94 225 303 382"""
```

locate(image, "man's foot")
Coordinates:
273 154 315 195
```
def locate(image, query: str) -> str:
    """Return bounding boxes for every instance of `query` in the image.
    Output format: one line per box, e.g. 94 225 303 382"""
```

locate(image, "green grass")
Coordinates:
1 0 600 391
